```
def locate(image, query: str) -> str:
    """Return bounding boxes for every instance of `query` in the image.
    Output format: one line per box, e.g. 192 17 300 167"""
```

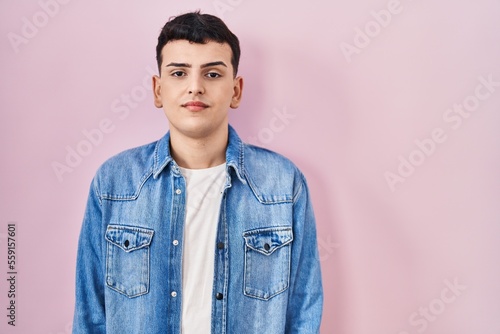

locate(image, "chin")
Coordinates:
172 121 227 140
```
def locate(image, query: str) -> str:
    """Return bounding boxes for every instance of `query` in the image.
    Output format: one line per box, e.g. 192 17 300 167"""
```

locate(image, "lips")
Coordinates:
182 101 209 112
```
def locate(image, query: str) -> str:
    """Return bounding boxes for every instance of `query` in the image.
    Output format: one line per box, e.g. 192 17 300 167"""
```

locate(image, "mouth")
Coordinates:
182 101 209 112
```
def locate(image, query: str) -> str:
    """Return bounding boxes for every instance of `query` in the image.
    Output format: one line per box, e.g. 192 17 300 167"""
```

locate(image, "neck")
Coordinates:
169 128 228 169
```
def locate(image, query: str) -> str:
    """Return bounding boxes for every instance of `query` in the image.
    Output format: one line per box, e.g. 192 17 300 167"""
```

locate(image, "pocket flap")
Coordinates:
105 225 154 252
243 226 293 255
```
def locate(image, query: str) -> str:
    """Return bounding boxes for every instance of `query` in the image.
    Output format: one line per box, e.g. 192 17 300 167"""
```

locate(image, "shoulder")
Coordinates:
244 144 298 171
242 143 306 204
92 140 158 200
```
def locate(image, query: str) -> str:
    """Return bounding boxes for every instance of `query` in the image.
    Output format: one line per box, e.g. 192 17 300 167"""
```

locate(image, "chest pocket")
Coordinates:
243 226 293 300
105 225 154 298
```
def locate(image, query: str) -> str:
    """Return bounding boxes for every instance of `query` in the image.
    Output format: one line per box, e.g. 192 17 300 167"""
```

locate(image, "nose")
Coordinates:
188 74 204 95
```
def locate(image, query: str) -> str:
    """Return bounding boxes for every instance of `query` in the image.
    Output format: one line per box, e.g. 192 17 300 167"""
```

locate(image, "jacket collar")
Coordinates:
152 125 246 183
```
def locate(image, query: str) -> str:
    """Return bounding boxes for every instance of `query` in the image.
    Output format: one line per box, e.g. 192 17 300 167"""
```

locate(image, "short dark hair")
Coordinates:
156 11 241 77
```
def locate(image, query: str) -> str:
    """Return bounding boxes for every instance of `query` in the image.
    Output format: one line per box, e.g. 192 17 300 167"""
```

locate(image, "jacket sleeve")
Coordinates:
72 178 106 333
286 174 323 333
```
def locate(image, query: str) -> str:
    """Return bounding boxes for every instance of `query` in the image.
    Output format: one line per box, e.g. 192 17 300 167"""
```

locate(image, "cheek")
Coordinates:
161 84 181 102
221 83 237 101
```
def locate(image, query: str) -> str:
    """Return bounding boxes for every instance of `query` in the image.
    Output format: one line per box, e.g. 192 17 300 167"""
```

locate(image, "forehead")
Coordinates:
161 40 232 64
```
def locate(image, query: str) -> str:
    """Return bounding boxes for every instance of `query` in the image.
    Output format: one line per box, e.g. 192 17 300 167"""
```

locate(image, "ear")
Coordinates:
230 76 243 109
152 75 163 108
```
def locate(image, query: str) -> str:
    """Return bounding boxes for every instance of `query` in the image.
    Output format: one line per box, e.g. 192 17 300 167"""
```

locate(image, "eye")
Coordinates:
171 71 186 77
206 72 221 79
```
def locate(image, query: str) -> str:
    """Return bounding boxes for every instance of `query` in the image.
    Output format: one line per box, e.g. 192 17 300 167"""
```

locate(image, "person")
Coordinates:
72 11 323 334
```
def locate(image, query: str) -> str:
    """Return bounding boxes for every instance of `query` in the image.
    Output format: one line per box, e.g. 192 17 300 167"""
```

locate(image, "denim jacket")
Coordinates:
72 126 323 333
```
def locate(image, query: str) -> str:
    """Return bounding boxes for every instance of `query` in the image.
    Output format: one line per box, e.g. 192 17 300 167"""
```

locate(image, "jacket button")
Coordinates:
171 291 177 298
175 189 182 195
124 240 130 248
216 293 223 300
217 242 224 249
264 243 271 251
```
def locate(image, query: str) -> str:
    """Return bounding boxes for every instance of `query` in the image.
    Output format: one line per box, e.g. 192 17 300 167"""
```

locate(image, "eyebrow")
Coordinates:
165 61 228 68
201 61 227 68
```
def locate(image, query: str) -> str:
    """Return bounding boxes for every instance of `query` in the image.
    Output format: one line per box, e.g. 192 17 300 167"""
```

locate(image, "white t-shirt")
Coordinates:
179 163 226 333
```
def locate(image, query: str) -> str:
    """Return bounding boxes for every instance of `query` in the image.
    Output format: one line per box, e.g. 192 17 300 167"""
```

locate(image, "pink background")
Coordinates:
1 0 500 333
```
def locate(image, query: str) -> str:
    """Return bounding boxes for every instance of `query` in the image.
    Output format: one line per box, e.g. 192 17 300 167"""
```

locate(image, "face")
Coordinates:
153 40 243 141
